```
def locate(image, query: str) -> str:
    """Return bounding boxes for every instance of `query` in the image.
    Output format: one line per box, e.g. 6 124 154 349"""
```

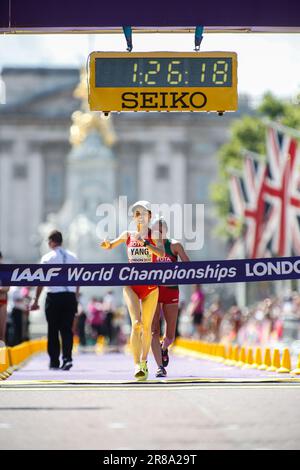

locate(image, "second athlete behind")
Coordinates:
151 217 190 377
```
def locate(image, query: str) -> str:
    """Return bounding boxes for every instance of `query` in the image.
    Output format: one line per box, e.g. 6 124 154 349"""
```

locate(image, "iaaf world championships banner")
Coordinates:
1 257 300 286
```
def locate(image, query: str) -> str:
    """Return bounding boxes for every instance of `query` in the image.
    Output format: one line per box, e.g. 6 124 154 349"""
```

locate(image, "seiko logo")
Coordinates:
11 267 61 282
121 92 207 110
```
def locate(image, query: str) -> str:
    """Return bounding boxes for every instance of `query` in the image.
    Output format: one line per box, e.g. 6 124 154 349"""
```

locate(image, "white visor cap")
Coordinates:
131 200 152 214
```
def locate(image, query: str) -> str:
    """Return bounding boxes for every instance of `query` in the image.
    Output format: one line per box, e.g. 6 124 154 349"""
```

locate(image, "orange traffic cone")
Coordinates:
277 348 291 373
267 348 281 372
253 347 263 369
242 347 254 369
237 346 246 367
224 344 233 366
291 353 300 375
258 348 272 370
217 344 226 363
232 345 240 366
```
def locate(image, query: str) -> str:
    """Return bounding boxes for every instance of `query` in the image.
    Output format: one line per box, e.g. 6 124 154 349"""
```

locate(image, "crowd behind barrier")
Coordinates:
197 291 300 348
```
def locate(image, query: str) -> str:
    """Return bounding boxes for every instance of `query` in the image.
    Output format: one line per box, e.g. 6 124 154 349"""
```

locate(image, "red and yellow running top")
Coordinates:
126 229 157 263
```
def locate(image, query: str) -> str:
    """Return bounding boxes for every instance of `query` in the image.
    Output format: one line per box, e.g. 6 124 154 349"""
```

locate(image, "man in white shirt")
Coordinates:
31 230 79 370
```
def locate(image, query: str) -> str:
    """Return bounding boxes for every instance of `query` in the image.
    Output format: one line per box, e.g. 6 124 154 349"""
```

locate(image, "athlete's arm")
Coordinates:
100 231 128 250
146 238 165 258
172 242 190 262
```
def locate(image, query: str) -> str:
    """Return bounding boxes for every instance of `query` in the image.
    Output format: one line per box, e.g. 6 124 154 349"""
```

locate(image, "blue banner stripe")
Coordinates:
5 0 300 29
1 257 300 286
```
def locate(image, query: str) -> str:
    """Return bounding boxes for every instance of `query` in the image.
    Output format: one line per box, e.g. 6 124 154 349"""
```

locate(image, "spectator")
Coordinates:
87 297 106 340
207 300 223 341
31 230 79 370
103 290 116 345
10 287 25 346
218 304 241 343
188 284 205 338
75 293 87 347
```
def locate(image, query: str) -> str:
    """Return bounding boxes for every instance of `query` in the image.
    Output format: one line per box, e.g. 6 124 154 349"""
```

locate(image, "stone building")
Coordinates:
0 68 79 262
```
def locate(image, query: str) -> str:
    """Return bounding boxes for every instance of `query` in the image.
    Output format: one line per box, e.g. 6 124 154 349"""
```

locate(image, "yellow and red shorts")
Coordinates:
129 285 158 300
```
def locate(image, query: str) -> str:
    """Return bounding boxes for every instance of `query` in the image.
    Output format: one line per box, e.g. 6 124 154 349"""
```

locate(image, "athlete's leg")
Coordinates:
161 303 179 350
123 286 142 365
141 288 159 362
151 303 163 367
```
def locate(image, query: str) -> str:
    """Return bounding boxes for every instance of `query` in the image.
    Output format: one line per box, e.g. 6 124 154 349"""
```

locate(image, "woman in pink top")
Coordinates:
189 284 205 337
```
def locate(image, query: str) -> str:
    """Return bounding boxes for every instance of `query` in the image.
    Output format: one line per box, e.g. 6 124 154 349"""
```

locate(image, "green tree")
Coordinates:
258 92 286 120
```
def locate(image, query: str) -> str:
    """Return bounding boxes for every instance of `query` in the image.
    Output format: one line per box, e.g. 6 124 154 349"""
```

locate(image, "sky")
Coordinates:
0 32 299 100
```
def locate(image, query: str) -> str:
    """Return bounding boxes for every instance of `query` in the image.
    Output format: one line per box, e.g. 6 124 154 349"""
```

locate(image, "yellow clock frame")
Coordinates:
88 51 238 113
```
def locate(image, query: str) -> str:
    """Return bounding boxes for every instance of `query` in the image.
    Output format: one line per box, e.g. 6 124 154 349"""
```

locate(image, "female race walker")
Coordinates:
151 217 190 378
100 201 165 381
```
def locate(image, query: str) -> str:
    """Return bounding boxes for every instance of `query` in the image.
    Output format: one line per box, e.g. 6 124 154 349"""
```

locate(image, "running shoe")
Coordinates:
61 360 73 371
134 361 148 381
155 366 167 378
134 363 145 380
140 360 148 381
161 345 169 368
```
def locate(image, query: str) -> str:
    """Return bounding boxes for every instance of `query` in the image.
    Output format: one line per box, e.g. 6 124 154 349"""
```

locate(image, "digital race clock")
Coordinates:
88 52 238 113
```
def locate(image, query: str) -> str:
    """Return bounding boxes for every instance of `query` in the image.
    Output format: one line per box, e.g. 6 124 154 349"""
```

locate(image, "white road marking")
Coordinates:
0 423 11 429
1 384 300 391
108 422 127 429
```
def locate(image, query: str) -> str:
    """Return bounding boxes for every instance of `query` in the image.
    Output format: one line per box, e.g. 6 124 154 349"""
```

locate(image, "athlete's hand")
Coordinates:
134 233 143 242
100 239 111 250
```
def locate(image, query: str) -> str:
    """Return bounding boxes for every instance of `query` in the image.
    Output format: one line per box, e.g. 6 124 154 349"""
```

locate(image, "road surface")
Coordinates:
1 347 300 450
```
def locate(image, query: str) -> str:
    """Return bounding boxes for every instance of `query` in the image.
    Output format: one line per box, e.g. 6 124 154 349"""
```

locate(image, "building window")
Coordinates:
13 163 27 179
155 164 169 180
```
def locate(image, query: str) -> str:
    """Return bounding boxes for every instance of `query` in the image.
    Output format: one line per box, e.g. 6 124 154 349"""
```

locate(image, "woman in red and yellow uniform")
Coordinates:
151 217 190 377
100 201 164 380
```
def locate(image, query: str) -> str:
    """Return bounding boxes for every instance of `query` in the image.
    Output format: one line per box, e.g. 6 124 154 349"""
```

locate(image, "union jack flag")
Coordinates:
264 125 300 256
227 124 300 259
227 154 272 259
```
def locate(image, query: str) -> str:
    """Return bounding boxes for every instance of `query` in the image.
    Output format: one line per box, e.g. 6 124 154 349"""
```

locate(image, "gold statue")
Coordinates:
70 68 117 148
